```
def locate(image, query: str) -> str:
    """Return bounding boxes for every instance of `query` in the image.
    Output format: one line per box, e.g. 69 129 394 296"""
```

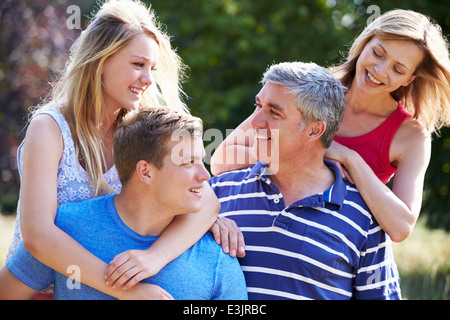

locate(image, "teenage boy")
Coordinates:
0 107 247 300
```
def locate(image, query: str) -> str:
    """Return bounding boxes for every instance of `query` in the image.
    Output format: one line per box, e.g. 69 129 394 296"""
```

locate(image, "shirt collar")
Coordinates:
246 160 348 209
322 159 347 209
246 161 270 179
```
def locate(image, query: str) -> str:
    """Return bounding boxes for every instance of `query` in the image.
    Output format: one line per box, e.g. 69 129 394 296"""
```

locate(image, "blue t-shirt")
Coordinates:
7 195 247 300
209 161 401 300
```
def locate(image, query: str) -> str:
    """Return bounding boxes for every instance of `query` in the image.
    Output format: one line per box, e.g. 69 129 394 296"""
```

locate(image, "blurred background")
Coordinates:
0 0 449 299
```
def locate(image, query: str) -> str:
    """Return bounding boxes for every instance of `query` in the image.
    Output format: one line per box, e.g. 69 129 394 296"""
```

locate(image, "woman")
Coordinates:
211 9 450 243
8 0 219 299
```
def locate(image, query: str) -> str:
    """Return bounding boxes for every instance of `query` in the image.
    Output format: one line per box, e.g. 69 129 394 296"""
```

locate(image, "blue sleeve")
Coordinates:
213 251 248 300
352 224 402 300
6 243 54 291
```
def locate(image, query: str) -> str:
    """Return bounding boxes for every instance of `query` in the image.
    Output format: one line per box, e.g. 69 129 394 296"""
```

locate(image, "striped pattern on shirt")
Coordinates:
209 161 401 300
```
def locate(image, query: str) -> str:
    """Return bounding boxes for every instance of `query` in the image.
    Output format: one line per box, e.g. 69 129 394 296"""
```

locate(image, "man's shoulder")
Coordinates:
58 194 114 213
181 233 238 275
192 233 239 264
56 194 115 229
209 162 270 193
209 165 268 205
194 232 222 255
209 166 255 185
341 180 367 206
339 179 379 233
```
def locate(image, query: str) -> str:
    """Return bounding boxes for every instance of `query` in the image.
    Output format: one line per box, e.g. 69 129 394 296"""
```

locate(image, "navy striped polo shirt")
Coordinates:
209 160 401 300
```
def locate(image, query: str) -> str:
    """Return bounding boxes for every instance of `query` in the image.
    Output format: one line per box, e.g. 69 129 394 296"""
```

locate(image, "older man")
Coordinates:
209 62 401 300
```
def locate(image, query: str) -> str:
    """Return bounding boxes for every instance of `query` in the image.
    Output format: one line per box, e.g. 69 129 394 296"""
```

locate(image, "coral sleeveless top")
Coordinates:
333 104 412 185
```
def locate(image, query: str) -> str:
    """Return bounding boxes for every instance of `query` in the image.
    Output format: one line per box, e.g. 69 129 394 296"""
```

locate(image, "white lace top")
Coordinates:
6 107 122 260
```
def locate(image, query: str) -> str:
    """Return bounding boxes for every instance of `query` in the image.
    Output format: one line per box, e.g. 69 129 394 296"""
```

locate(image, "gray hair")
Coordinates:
262 62 346 148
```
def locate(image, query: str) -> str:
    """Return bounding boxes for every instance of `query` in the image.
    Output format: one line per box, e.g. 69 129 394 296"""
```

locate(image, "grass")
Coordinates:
392 218 450 299
0 213 448 299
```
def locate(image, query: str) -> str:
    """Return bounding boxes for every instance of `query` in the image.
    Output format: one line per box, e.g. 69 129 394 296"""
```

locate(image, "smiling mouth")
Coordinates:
255 131 271 141
366 70 384 85
189 187 202 196
130 87 144 95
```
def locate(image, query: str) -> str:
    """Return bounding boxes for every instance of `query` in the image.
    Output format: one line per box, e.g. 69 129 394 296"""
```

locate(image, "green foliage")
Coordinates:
0 192 19 215
393 219 450 299
425 127 450 230
150 0 356 132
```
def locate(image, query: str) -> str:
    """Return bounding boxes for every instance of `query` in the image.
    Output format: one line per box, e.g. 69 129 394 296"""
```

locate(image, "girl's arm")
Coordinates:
325 120 431 242
104 182 220 289
0 265 38 300
19 115 171 299
210 113 256 176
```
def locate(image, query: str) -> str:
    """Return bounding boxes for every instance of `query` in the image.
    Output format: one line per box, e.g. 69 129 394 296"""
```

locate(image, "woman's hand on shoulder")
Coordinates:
324 140 357 183
210 216 246 258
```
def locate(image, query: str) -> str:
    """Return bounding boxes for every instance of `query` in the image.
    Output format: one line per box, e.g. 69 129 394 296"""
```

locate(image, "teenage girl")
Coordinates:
8 0 219 299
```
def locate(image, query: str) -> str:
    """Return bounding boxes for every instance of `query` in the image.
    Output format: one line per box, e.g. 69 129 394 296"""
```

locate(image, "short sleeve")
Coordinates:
213 251 248 300
6 243 54 291
352 224 402 300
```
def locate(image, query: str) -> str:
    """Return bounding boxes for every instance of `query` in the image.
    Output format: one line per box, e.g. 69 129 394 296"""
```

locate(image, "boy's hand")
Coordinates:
105 249 164 290
210 217 246 258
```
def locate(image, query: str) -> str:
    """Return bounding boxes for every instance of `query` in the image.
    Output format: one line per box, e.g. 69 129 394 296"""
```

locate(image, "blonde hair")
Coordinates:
36 0 188 196
332 9 450 134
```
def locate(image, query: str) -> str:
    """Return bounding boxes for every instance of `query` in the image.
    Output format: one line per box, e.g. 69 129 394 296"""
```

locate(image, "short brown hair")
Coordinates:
113 107 203 185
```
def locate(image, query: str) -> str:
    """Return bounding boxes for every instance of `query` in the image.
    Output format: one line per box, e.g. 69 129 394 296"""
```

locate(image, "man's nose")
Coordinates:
251 107 267 129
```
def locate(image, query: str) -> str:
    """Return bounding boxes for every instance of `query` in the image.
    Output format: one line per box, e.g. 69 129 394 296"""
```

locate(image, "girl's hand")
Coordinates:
210 217 246 258
325 140 355 184
327 159 354 184
105 249 165 290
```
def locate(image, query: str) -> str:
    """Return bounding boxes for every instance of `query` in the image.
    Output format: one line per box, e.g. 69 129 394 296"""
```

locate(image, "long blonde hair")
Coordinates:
332 9 450 134
36 0 187 196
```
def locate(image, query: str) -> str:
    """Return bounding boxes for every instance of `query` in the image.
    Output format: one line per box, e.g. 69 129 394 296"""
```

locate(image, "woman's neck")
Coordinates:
346 83 398 117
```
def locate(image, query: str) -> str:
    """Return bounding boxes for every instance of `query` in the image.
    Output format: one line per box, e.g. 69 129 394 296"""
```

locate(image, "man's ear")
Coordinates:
307 121 326 141
135 160 154 185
